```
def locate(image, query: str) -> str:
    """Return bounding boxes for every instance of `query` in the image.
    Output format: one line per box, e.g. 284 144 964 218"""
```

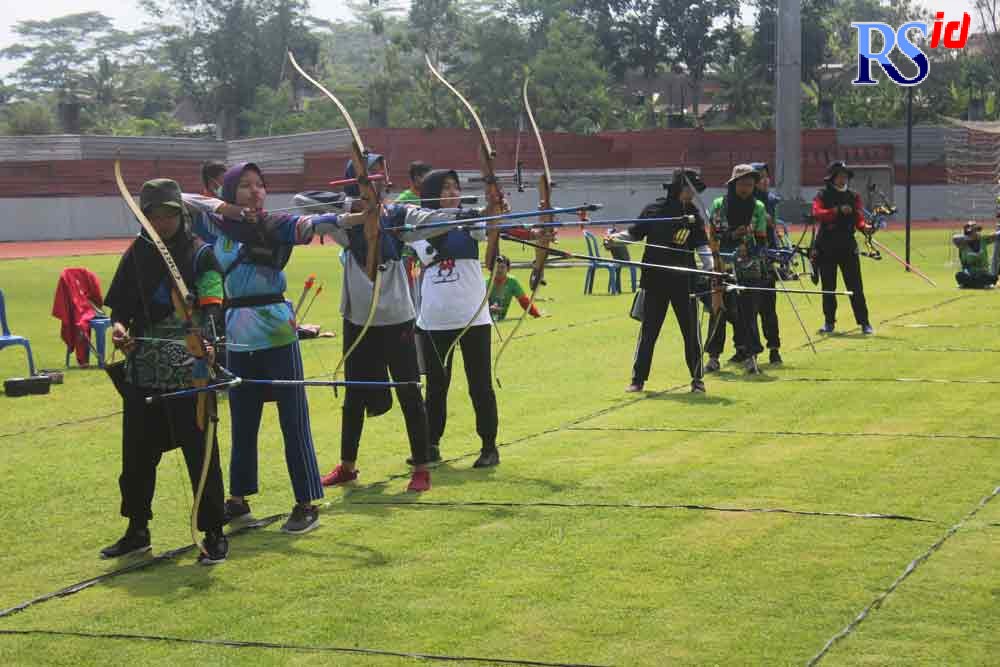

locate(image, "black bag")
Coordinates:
105 360 130 399
4 375 51 397
630 289 645 321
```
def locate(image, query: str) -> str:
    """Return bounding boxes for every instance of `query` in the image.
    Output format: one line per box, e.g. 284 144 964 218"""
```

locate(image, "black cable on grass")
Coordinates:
0 515 284 619
846 346 1000 354
887 322 1000 329
567 425 1000 442
0 411 121 440
347 499 935 523
716 376 1000 385
0 629 613 667
807 484 1000 666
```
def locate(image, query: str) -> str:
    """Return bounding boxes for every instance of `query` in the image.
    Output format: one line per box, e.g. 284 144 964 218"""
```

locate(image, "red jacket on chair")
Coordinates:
52 267 104 366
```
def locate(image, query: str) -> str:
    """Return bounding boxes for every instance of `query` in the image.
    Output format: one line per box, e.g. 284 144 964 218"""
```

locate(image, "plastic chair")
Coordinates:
605 242 638 293
66 316 111 368
582 231 620 294
0 289 37 376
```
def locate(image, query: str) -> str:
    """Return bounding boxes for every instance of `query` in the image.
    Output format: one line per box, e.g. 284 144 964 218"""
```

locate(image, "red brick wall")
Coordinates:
0 129 947 198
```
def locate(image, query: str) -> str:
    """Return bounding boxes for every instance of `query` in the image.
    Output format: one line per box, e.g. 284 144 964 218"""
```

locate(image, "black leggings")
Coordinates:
818 248 870 326
341 319 431 465
423 324 498 450
632 284 702 382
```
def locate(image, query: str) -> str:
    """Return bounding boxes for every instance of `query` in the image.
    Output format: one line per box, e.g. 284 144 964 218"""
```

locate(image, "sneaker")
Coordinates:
473 448 500 468
818 322 835 334
407 446 441 466
407 469 432 492
197 528 229 565
769 349 783 365
728 351 747 364
321 464 358 486
625 382 644 393
862 324 875 335
281 504 320 534
223 498 255 527
100 528 151 559
705 356 721 373
690 378 706 393
744 356 762 375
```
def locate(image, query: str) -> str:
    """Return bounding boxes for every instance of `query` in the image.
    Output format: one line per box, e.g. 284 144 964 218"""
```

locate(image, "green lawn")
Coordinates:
0 231 997 666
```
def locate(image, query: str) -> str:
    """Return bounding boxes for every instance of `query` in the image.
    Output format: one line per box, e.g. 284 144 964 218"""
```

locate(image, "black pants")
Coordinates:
956 270 998 288
424 324 498 450
704 292 743 357
818 248 870 326
705 291 750 357
735 288 764 356
758 277 780 350
119 385 225 531
633 284 702 382
341 319 431 465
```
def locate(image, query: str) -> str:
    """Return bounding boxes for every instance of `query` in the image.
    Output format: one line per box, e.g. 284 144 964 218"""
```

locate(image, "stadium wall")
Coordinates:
0 128 962 242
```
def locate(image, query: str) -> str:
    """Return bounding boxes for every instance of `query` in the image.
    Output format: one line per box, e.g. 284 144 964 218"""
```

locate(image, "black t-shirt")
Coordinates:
815 185 862 252
628 196 708 290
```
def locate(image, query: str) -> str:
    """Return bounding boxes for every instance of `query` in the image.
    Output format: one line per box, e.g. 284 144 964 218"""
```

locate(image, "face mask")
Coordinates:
214 185 223 198
835 183 848 192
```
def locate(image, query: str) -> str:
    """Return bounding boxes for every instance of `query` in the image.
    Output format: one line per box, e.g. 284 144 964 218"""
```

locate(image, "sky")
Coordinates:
0 0 984 79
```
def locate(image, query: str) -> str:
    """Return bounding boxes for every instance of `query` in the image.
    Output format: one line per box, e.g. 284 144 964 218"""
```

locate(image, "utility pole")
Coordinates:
776 0 802 222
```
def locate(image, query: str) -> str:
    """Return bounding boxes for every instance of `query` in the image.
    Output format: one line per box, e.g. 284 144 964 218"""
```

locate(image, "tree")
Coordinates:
658 0 742 122
528 14 611 133
1 13 119 95
2 101 57 135
142 0 319 138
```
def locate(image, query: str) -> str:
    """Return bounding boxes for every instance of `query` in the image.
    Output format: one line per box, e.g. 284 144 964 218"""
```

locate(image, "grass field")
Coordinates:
0 231 997 666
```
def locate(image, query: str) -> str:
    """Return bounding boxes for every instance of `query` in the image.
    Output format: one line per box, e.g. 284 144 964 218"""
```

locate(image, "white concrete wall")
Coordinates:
0 185 985 243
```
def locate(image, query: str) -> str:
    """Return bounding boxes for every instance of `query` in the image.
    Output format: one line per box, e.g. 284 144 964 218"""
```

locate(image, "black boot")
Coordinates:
198 527 229 565
473 447 500 468
100 526 151 559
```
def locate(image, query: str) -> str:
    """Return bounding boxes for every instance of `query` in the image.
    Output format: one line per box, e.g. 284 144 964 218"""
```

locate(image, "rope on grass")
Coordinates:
0 629 613 667
806 484 1000 666
566 425 1000 442
347 499 935 523
0 411 121 440
0 515 284 619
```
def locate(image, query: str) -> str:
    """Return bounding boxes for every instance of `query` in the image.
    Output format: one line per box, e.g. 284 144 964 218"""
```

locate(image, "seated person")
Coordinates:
488 255 542 321
952 221 998 289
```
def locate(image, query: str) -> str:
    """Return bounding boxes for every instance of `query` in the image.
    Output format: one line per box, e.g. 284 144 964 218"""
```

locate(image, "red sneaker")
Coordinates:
321 464 358 487
406 470 431 493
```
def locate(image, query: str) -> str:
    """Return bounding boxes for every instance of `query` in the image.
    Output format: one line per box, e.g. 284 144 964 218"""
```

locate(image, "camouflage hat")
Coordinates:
139 178 184 214
727 164 761 185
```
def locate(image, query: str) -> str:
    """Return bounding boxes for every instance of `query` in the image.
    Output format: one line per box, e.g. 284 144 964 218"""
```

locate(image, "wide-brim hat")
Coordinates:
666 169 706 195
825 160 854 181
727 164 761 186
140 178 184 213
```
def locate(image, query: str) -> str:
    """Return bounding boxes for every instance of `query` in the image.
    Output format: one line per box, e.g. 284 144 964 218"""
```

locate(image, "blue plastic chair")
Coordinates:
0 289 37 376
605 242 638 293
582 231 620 294
66 316 111 368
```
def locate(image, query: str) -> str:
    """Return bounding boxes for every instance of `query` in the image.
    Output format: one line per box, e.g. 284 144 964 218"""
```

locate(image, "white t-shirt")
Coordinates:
411 232 492 331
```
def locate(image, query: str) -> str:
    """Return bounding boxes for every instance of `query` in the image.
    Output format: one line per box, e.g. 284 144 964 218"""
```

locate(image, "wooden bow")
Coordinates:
492 74 552 386
288 52 384 383
425 53 508 370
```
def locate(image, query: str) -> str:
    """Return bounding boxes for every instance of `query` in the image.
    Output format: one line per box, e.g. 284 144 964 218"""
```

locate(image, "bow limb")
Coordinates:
425 53 508 369
115 157 213 555
493 74 552 386
683 171 725 355
288 51 384 383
